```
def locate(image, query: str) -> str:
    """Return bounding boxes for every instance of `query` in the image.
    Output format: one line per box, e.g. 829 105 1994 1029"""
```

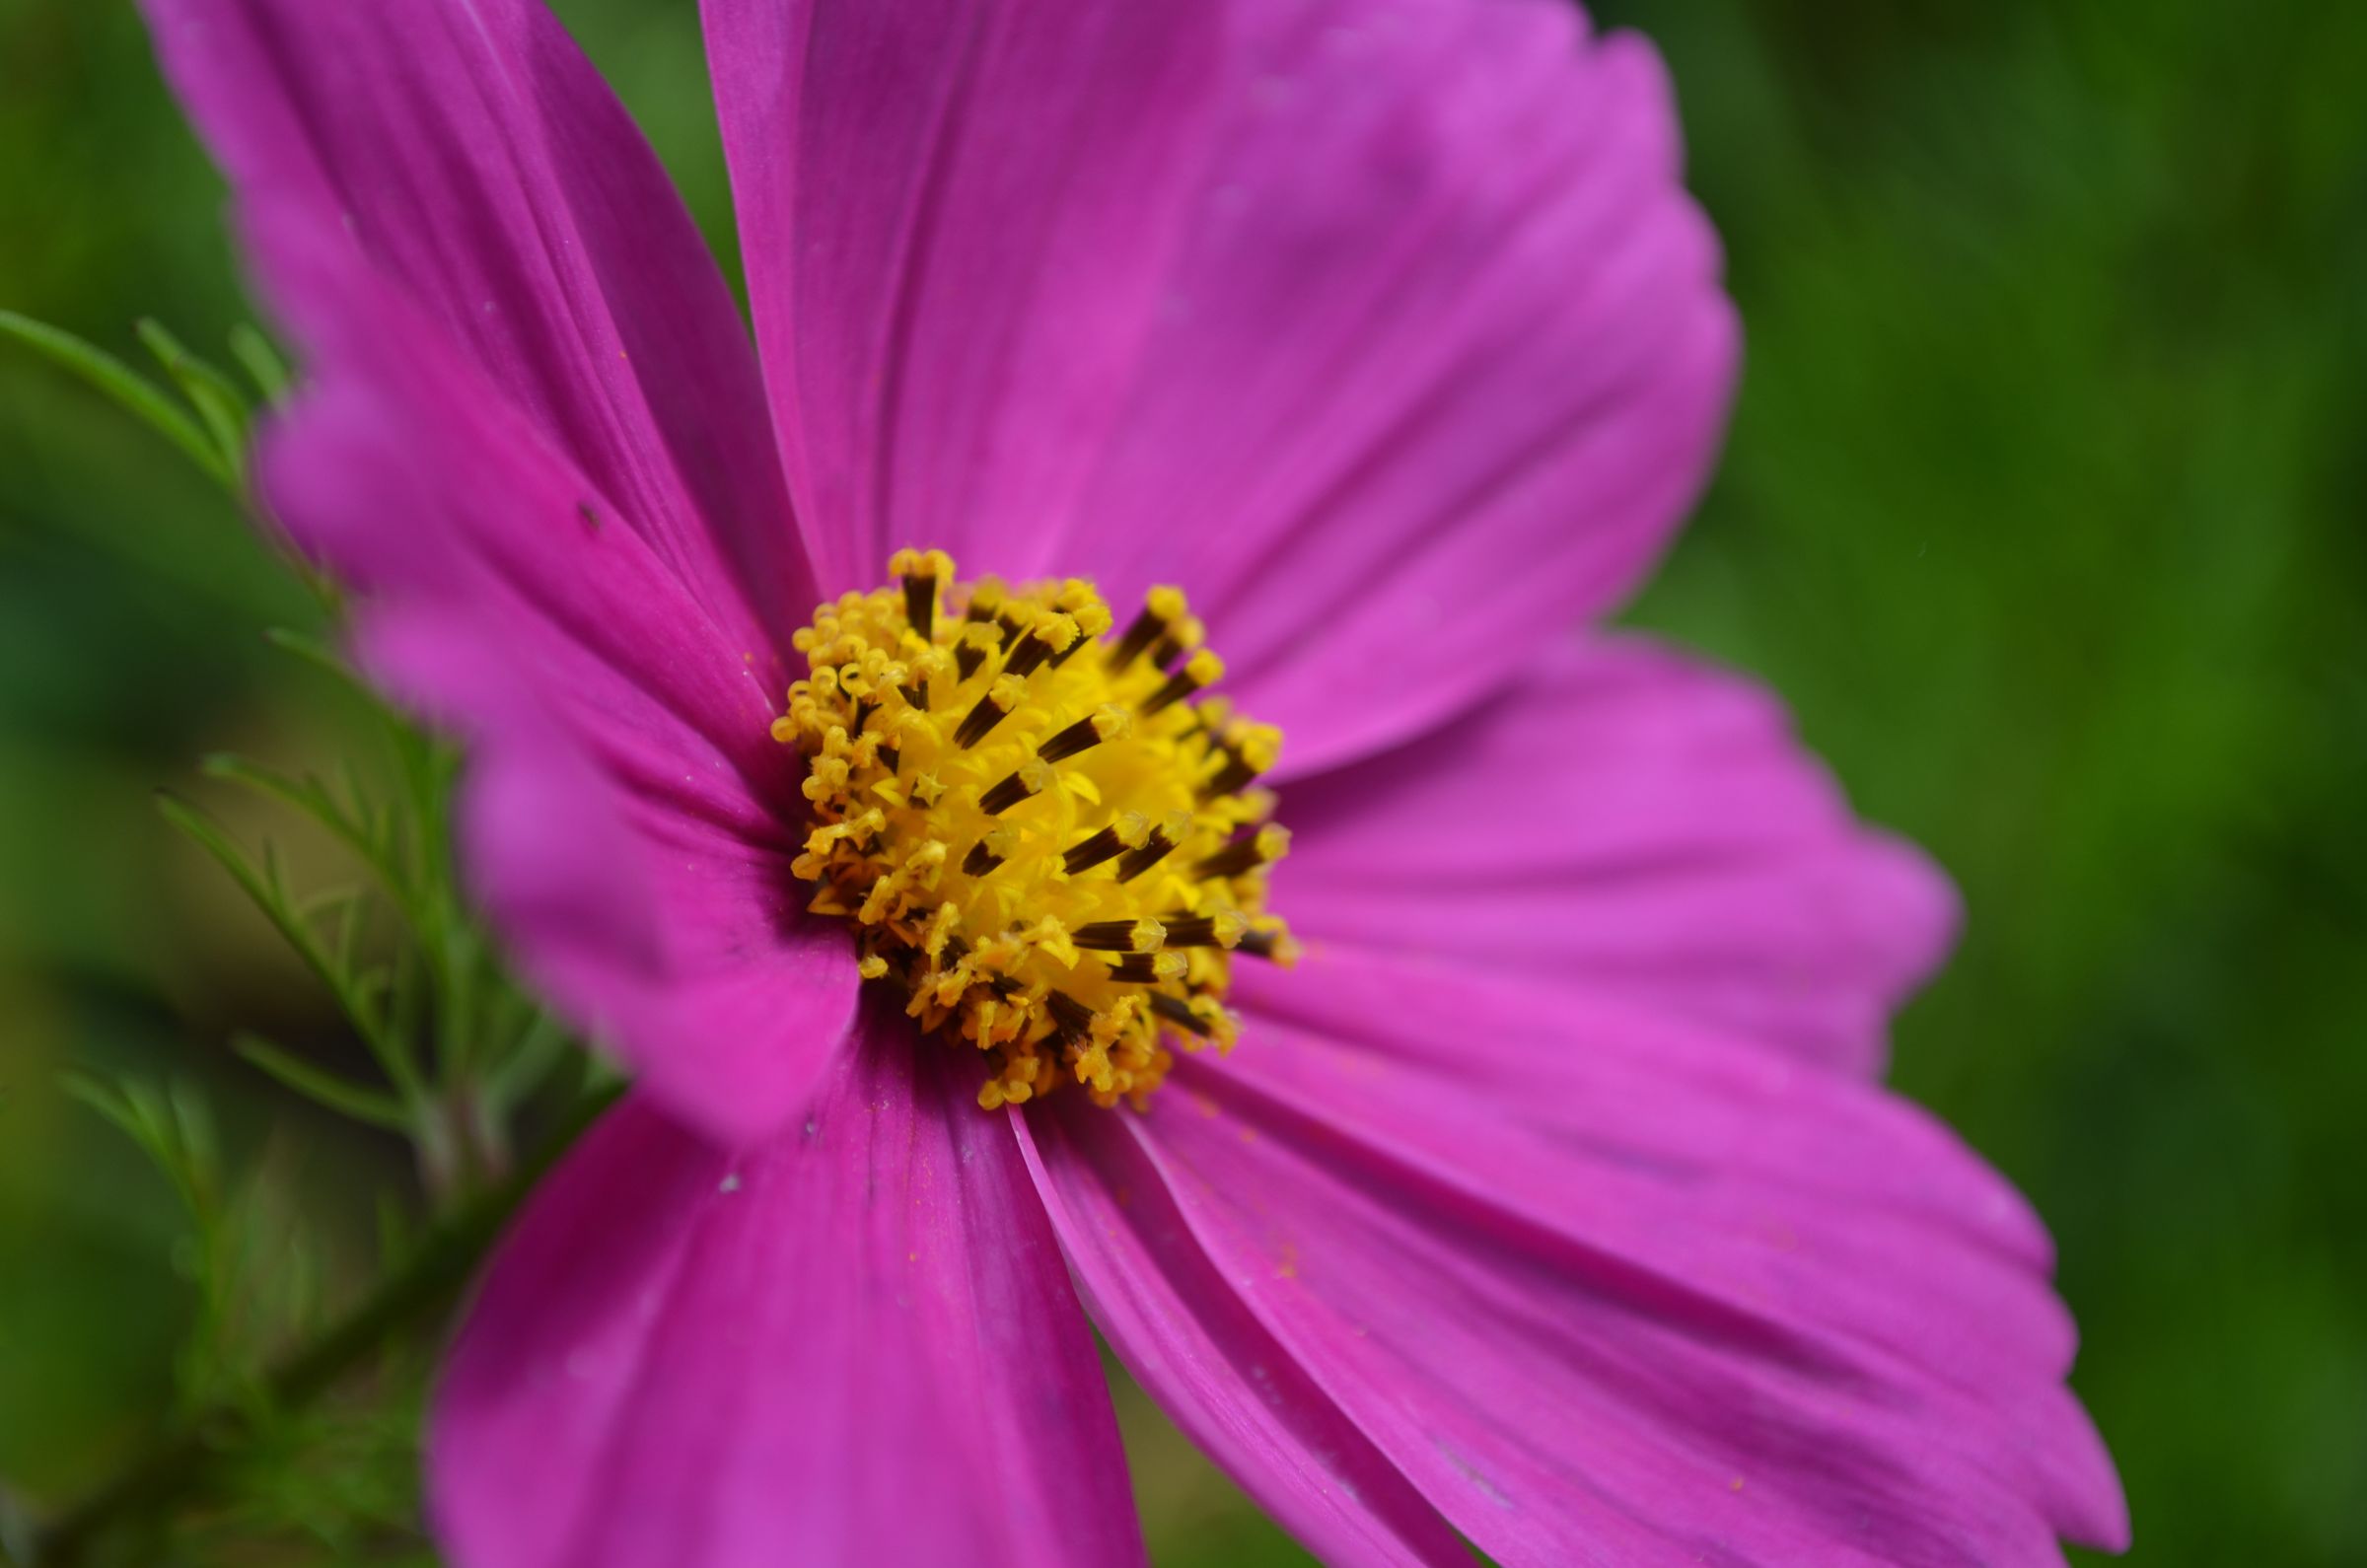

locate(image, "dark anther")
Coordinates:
901 573 936 641
1072 919 1155 952
961 841 1005 877
1141 668 1200 717
1159 914 1233 948
1114 831 1181 884
1038 713 1110 764
1107 605 1165 673
1046 990 1097 1041
1002 631 1056 679
1199 752 1259 801
1148 992 1212 1036
1106 953 1165 984
978 769 1041 815
1062 824 1131 876
1195 830 1270 880
954 690 1013 749
1237 929 1284 961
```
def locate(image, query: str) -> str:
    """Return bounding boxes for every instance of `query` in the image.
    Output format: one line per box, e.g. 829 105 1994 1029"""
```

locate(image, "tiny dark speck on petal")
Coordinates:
577 500 601 532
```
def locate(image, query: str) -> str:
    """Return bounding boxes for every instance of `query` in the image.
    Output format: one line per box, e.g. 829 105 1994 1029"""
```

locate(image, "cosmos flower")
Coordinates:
139 0 2127 1562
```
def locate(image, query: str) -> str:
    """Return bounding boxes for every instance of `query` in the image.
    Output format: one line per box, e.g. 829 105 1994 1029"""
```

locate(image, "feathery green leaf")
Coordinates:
0 310 232 485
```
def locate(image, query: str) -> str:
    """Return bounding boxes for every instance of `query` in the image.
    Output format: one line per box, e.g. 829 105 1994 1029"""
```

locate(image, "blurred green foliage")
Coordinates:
0 0 2358 1562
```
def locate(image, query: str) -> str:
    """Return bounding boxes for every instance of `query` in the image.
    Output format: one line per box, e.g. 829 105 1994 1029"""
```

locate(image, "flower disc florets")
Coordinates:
776 550 1295 1110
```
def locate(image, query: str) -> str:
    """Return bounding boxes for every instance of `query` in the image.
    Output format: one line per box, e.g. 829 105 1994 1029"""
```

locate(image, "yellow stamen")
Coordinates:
779 552 1293 1110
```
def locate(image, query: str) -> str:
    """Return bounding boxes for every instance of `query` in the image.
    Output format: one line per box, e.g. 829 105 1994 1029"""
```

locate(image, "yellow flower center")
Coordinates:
775 550 1295 1110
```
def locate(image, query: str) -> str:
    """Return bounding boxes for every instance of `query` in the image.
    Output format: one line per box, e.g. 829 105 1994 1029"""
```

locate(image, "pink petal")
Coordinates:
699 0 1223 600
139 0 811 666
139 0 856 1141
706 0 1737 777
1063 13 1736 779
257 213 854 1147
1073 962 2126 1565
1016 1107 1471 1568
434 1011 1140 1568
1267 633 1957 1074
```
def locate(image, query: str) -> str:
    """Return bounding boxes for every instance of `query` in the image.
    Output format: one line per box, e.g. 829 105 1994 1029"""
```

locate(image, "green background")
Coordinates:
2 0 2360 1561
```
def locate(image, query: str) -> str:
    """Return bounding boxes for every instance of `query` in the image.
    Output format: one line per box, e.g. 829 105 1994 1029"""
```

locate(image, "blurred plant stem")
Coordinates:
21 1084 618 1567
2 311 599 1559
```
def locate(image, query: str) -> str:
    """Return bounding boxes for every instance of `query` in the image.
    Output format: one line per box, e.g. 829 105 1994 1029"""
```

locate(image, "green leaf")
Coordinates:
201 754 385 883
59 1070 162 1156
484 1005 572 1108
261 625 373 703
60 1071 218 1228
228 322 292 407
156 791 427 1105
0 309 232 486
165 1082 221 1188
231 1033 413 1133
137 318 253 485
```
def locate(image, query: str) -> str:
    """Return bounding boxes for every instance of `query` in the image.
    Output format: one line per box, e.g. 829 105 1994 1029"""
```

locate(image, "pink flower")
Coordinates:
140 0 2125 1563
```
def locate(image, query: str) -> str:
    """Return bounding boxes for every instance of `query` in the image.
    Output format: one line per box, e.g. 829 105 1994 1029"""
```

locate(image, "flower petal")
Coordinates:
699 0 1223 599
140 0 855 1141
434 1012 1140 1568
1061 11 1736 778
1016 1105 1472 1568
1099 963 2125 1565
256 212 855 1147
140 0 811 665
707 0 1734 776
1268 634 1956 1074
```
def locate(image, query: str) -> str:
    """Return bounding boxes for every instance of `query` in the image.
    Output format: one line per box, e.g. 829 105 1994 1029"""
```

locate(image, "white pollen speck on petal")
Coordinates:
718 1173 742 1194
